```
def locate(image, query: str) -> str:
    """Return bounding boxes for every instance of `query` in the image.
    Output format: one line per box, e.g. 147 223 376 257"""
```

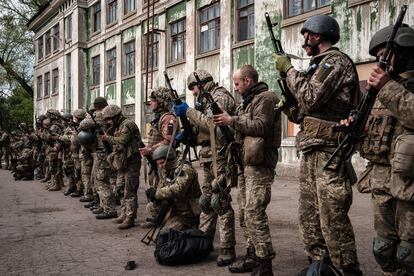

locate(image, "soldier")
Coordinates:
343 25 414 275
139 87 177 227
145 144 201 230
213 65 281 275
100 104 142 229
273 15 362 275
173 69 237 266
0 129 10 169
59 113 77 196
12 139 34 180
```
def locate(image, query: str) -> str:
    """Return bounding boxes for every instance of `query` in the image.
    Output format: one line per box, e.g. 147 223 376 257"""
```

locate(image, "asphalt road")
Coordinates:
0 168 381 275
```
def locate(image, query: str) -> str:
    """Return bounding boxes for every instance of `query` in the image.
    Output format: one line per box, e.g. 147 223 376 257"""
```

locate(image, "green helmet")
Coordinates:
369 24 414 56
210 193 227 216
187 69 213 90
77 130 96 146
150 87 173 110
46 109 61 119
42 118 52 128
300 15 340 44
102 104 122 119
73 109 87 120
93 97 108 110
152 144 176 161
62 113 73 121
79 118 95 131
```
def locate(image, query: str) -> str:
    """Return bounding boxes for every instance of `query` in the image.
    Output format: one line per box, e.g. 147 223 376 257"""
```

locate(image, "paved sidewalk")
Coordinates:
0 168 380 275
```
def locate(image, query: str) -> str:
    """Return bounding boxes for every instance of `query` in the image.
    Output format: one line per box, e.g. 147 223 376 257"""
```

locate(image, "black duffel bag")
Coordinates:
154 228 213 265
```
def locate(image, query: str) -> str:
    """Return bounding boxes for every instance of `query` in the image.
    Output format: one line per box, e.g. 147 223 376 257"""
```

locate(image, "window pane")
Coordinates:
288 0 301 16
304 0 315 12
319 0 330 6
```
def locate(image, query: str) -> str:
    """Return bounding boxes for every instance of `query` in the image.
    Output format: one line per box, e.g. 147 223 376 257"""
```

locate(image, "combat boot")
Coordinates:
84 201 95 208
70 190 82 197
64 187 76 196
40 176 50 183
92 207 104 214
117 218 135 230
251 258 273 276
229 247 257 273
217 247 236 266
96 212 117 220
112 214 126 224
79 196 93 202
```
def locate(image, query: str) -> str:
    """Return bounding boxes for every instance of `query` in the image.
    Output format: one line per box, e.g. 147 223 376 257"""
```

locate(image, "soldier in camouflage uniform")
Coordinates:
0 129 10 169
78 118 96 205
213 65 281 275
101 104 142 229
12 139 34 180
145 145 201 230
273 15 361 275
174 69 237 266
346 25 414 276
58 113 77 196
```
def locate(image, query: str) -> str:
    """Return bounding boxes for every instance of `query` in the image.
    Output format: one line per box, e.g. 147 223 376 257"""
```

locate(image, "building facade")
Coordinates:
28 0 414 170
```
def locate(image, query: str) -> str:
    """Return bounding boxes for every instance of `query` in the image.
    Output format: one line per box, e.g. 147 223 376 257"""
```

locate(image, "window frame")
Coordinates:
107 0 118 25
106 48 117 82
52 68 59 95
236 0 254 42
124 0 136 15
45 30 51 56
122 41 135 77
142 32 159 71
169 18 186 63
92 2 101 33
36 75 43 99
52 24 60 51
198 2 221 54
285 0 331 18
92 55 101 86
65 14 72 42
44 72 51 97
37 37 44 60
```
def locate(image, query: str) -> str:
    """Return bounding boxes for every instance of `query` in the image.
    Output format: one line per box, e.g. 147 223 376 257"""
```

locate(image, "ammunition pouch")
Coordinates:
243 136 264 165
302 117 339 142
392 132 414 179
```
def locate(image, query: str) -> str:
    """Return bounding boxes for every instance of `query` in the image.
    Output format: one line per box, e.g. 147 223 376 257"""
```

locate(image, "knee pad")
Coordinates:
397 241 414 274
373 236 398 272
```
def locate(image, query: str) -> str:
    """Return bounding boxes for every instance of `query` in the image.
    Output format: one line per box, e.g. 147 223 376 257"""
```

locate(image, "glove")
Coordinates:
173 102 189 117
272 53 293 74
145 187 156 202
175 131 185 143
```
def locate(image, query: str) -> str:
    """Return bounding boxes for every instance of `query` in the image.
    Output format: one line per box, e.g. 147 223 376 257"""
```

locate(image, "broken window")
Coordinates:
107 48 116 81
287 0 331 17
199 2 220 53
237 0 254 42
123 41 135 76
92 2 101 33
92 55 100 85
169 18 186 62
107 0 118 25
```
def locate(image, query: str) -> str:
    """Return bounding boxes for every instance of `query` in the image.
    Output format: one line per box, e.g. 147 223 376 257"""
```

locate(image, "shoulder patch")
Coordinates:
314 63 333 83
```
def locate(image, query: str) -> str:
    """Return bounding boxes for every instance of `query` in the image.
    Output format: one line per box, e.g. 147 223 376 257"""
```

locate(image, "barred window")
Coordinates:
123 41 135 76
106 48 116 81
92 55 100 85
169 18 186 62
199 2 220 53
237 0 254 41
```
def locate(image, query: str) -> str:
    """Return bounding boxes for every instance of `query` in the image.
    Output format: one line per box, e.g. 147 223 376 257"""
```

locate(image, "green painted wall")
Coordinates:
232 45 255 72
121 78 135 105
167 1 186 23
105 84 116 104
196 0 214 9
122 27 136 43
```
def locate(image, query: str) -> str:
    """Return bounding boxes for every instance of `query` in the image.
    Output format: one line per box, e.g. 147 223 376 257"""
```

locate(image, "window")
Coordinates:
123 41 135 76
124 0 136 14
169 19 186 62
92 55 100 85
287 0 331 17
65 14 72 41
237 0 254 41
44 72 50 97
37 37 44 60
52 24 60 51
36 76 43 99
142 33 159 69
92 2 101 33
45 30 51 56
107 0 118 25
52 68 59 94
199 2 220 53
106 48 116 81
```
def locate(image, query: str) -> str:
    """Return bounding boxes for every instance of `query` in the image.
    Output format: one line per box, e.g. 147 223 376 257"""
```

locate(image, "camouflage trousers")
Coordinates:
0 146 10 167
80 156 93 198
93 152 116 215
367 163 414 243
73 157 82 191
118 156 141 220
48 154 63 189
199 160 236 249
299 150 359 270
238 165 275 259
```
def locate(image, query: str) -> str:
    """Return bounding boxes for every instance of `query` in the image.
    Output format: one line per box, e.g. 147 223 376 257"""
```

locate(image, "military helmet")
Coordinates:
369 24 414 56
37 114 46 121
187 69 214 90
152 145 176 161
73 109 87 120
49 125 60 134
77 130 96 146
62 113 73 121
150 87 173 107
102 104 122 119
300 15 340 45
79 118 95 131
42 118 52 128
46 109 61 118
93 97 108 110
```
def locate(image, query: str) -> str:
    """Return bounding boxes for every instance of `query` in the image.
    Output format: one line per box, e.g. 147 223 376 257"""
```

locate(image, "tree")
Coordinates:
0 86 34 131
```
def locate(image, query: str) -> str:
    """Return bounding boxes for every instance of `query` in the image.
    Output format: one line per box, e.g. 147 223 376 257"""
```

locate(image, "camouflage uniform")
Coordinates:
59 126 76 193
357 73 414 274
0 131 10 169
147 162 201 230
105 108 142 225
44 119 64 191
187 82 237 251
230 82 281 261
286 49 360 270
78 118 95 201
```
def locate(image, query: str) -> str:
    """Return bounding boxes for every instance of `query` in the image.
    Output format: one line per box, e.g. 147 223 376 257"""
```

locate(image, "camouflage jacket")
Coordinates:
286 48 359 151
155 162 201 217
147 111 178 149
231 82 281 169
187 84 236 163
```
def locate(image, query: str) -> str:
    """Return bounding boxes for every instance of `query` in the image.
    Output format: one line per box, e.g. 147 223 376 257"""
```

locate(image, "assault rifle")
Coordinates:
164 71 197 147
323 5 408 182
86 109 112 153
265 12 301 124
141 202 170 245
193 72 243 188
138 140 157 176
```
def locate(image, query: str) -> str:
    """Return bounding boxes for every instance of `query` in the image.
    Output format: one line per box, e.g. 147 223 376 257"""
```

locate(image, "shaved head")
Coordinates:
235 65 259 84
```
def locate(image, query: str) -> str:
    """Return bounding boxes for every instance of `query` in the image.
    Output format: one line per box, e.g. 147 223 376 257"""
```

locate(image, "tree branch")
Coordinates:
0 56 33 98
